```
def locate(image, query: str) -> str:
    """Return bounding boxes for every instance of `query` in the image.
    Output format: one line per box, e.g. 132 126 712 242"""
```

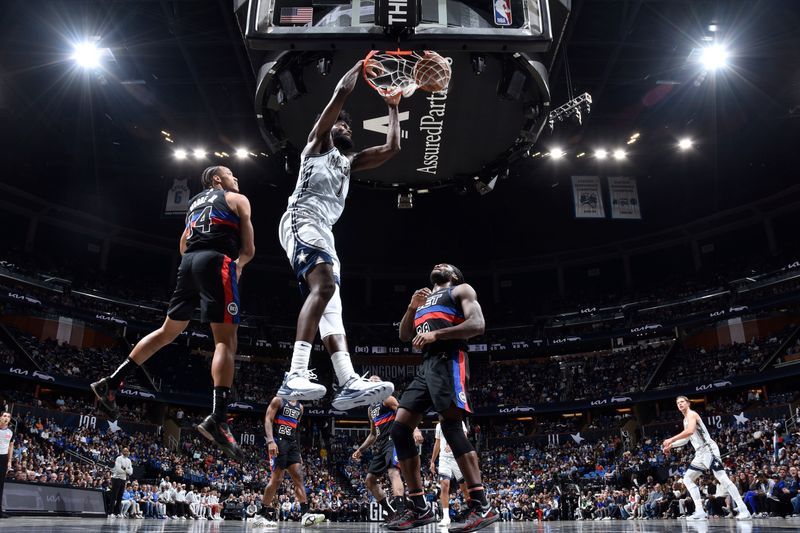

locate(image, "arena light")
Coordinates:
613 149 626 160
550 147 565 160
594 149 608 160
174 149 187 160
193 148 205 160
678 138 694 151
72 42 102 69
699 44 729 71
235 148 249 159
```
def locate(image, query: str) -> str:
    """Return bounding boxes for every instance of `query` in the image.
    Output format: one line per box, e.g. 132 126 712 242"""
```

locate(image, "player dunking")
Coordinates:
663 396 752 520
92 166 254 459
252 397 325 527
277 60 401 410
352 376 423 523
387 264 498 532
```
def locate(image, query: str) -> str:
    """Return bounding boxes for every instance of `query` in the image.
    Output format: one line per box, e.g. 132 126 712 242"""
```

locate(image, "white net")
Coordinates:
363 50 451 97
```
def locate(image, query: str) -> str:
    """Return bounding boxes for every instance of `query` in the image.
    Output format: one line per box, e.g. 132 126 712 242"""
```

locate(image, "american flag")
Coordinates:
280 7 313 24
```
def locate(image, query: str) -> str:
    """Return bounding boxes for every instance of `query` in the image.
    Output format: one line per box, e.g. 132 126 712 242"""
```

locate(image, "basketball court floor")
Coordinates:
0 517 797 532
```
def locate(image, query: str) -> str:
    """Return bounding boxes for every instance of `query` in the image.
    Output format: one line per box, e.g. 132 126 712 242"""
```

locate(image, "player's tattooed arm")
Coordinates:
352 415 377 460
306 60 363 154
264 397 282 457
351 92 402 172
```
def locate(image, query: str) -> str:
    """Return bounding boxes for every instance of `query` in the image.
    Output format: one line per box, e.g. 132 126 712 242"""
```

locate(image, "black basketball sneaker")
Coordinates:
448 500 499 533
90 378 120 419
385 503 436 531
195 415 244 461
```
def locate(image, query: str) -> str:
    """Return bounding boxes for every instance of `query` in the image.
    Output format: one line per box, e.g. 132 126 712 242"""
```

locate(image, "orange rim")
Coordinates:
362 49 412 96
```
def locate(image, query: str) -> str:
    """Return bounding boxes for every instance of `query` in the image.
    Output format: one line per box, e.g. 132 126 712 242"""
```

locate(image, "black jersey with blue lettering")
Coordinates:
184 189 241 259
273 399 302 441
368 397 396 444
413 287 467 355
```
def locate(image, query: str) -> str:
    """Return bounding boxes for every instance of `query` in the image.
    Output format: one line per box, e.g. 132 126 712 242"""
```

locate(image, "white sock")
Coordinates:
290 341 312 374
442 506 449 518
331 351 357 385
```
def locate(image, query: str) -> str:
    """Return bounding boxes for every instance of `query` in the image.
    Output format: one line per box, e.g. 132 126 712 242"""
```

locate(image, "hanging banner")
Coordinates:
608 176 641 219
571 176 605 218
164 178 190 215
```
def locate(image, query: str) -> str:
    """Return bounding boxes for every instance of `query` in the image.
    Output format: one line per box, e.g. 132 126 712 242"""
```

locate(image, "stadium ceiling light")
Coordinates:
595 149 608 160
551 148 565 159
174 149 187 160
72 42 102 69
630 132 640 139
613 149 626 160
678 138 694 150
576 152 586 158
700 44 729 71
708 24 718 33
193 148 205 159
235 148 249 159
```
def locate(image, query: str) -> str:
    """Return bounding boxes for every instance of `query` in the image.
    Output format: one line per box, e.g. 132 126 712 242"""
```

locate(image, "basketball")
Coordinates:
413 52 451 93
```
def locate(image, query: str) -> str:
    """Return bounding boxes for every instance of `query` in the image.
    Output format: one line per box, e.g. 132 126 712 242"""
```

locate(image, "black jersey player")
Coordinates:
252 397 325 527
387 264 498 532
352 376 423 523
91 166 254 460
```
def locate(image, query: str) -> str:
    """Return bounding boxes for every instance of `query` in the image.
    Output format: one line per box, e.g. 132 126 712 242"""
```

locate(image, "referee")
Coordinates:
110 447 132 517
0 411 13 519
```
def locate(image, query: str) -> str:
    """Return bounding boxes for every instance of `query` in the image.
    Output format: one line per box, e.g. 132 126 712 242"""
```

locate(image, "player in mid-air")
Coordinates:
662 396 751 520
277 59 401 410
430 419 470 527
92 166 254 460
387 264 498 532
251 397 325 527
352 376 423 523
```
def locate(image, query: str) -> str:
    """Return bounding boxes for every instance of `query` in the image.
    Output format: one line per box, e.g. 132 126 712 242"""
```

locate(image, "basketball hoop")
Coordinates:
363 50 452 98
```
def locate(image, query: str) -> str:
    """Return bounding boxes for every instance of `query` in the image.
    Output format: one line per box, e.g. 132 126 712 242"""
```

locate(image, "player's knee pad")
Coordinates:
440 419 474 459
391 423 418 461
319 284 345 339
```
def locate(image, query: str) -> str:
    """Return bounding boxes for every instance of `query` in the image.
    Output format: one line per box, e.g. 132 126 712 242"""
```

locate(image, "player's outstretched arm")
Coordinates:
351 93 402 172
306 60 363 154
412 284 485 348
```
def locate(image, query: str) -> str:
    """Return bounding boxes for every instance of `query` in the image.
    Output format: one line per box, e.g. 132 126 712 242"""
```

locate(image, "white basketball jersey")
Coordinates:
284 147 351 228
435 422 469 460
685 411 715 451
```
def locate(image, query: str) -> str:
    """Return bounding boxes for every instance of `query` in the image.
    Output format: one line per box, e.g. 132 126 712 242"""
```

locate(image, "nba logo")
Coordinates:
493 0 512 26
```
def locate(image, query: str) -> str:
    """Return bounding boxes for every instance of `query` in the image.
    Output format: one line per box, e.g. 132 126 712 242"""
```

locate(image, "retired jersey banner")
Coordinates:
571 176 605 218
609 176 641 219
165 178 190 215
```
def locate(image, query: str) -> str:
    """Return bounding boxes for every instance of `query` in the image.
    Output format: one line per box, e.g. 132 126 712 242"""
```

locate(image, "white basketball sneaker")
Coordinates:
250 515 278 527
331 374 394 410
301 512 326 526
735 508 752 520
439 515 451 527
277 369 327 401
686 511 708 520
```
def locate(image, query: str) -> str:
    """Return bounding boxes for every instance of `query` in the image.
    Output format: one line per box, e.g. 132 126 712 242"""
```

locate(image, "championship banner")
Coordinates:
164 178 190 215
571 176 605 218
608 176 641 219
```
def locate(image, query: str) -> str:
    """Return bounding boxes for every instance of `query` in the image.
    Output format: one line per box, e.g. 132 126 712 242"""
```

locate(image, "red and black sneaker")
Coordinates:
386 504 436 531
448 500 499 533
90 378 120 419
195 415 244 461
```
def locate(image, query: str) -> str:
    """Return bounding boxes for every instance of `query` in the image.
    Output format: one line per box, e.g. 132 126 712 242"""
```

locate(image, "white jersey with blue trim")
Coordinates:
685 411 717 452
284 147 351 228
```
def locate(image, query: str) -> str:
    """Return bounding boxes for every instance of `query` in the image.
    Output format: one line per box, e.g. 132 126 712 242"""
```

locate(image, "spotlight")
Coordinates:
72 42 101 69
397 192 413 209
594 149 608 160
235 148 249 159
193 148 205 160
174 149 187 160
678 138 694 150
550 148 565 159
613 149 626 160
700 44 728 71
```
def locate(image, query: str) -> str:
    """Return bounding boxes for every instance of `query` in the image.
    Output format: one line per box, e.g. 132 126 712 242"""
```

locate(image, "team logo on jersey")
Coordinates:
458 392 467 404
227 302 239 316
